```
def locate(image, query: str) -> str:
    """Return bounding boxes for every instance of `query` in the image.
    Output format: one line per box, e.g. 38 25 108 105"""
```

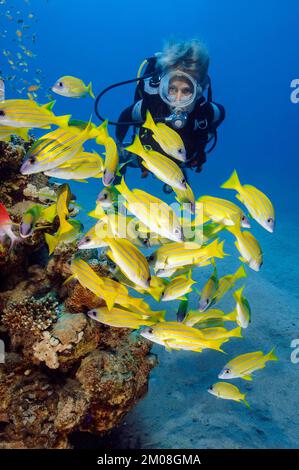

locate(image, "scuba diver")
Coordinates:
95 40 225 192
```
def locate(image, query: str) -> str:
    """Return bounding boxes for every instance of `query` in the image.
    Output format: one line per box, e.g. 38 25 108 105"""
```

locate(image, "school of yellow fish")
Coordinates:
0 83 278 408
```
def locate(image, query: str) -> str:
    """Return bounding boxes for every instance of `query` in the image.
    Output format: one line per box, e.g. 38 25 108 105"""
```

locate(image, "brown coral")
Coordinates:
0 138 157 449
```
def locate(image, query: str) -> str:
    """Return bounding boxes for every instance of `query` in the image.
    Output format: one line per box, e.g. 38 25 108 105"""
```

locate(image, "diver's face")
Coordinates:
168 79 193 103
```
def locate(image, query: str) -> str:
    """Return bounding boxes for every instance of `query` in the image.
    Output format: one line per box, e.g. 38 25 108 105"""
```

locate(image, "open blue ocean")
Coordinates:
1 0 299 449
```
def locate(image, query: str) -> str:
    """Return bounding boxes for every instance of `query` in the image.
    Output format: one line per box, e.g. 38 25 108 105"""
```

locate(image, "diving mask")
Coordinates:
159 70 202 110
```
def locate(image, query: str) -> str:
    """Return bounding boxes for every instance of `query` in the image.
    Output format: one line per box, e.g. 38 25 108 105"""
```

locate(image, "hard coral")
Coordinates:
2 295 59 352
0 138 157 448
33 313 100 370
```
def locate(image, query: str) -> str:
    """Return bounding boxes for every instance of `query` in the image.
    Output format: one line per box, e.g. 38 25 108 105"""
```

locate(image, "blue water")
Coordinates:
2 0 299 449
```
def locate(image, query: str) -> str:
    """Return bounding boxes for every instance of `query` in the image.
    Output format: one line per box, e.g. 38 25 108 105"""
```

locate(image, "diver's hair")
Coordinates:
156 39 210 86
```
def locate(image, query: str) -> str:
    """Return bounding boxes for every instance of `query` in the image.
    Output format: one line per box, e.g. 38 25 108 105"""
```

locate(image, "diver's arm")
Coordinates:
116 100 145 144
209 102 226 128
115 104 135 143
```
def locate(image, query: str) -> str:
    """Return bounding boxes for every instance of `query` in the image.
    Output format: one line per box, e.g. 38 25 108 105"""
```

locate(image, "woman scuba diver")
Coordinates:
94 39 225 192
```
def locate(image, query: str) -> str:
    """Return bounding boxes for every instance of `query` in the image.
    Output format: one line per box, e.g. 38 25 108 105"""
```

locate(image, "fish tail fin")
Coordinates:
233 285 245 302
87 82 95 99
211 339 227 353
153 310 167 322
234 264 247 281
41 100 56 110
243 396 250 409
126 134 146 158
209 239 227 259
45 233 59 255
267 348 279 361
231 326 243 338
225 224 241 238
91 119 109 143
225 309 237 322
221 169 242 191
19 128 30 141
59 218 74 235
55 114 71 128
115 177 130 198
41 203 57 223
242 374 253 381
143 110 156 132
63 273 75 286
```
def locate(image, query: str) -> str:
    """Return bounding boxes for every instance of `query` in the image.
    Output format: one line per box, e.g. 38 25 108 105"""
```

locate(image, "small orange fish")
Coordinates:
28 85 40 92
16 30 22 38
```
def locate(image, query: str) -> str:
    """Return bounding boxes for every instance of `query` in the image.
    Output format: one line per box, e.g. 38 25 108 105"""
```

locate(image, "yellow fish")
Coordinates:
116 179 183 242
20 124 93 175
55 183 74 235
213 265 247 304
221 170 275 233
45 219 83 255
68 258 124 310
102 136 119 186
198 262 218 311
88 205 143 247
161 271 196 301
200 326 242 341
218 348 278 381
0 99 70 129
77 221 109 249
208 382 249 408
183 308 237 327
142 111 186 162
45 151 104 180
88 306 157 329
196 195 251 228
132 275 167 302
227 225 263 272
232 286 251 329
140 321 227 353
0 126 30 142
150 239 226 272
174 183 195 213
96 186 119 209
126 134 187 190
52 76 95 98
20 204 44 238
104 237 151 289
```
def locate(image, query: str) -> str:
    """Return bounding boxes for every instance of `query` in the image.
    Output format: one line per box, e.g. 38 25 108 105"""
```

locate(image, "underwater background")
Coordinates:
1 0 299 449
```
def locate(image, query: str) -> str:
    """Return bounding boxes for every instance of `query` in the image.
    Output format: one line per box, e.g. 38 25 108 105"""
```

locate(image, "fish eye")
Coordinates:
29 156 36 164
182 178 186 184
148 328 153 334
225 369 231 374
267 217 273 223
103 193 108 199
206 298 210 305
58 82 63 87
85 236 91 242
0 110 5 116
178 148 183 154
147 276 151 283
241 215 246 221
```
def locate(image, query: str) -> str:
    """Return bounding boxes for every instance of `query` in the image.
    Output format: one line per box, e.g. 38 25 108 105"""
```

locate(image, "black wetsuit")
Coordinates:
116 76 225 173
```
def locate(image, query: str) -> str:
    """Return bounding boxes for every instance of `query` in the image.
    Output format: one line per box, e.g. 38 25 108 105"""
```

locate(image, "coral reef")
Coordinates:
0 138 157 449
